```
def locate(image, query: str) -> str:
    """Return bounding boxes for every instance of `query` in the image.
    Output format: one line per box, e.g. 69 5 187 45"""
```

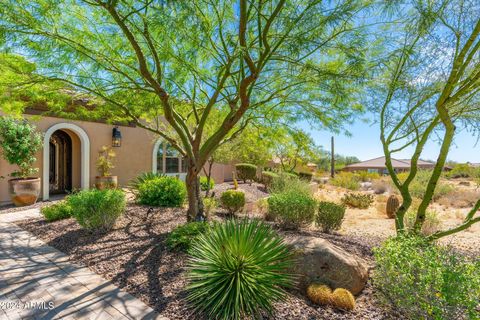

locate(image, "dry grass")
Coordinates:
437 189 480 208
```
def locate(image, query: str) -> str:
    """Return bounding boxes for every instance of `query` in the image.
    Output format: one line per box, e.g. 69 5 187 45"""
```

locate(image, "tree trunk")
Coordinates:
186 163 205 222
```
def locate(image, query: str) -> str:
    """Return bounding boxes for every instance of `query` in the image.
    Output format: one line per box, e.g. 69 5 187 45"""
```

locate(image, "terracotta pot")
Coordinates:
95 176 118 190
8 177 41 207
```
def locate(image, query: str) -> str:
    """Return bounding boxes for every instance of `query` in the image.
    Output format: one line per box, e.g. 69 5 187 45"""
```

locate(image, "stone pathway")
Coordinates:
0 209 166 320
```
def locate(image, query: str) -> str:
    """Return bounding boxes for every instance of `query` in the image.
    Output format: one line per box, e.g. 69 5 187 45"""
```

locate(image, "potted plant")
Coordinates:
95 145 118 189
0 117 43 206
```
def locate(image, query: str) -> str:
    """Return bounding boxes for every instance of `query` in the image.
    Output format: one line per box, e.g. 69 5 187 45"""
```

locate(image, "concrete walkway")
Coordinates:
0 209 166 320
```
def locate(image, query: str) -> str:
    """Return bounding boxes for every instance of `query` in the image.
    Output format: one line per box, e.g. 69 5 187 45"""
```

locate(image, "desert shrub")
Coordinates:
235 163 257 182
393 170 454 200
41 201 72 222
341 193 374 209
298 171 313 181
137 176 186 207
270 173 311 195
167 222 210 252
356 171 380 182
220 190 245 215
267 191 316 229
446 163 475 179
187 219 294 320
330 172 360 190
129 172 164 196
373 236 480 320
316 201 345 233
372 179 390 194
261 171 279 189
202 197 218 219
255 197 269 218
404 209 441 236
68 189 126 231
199 176 215 191
437 189 480 208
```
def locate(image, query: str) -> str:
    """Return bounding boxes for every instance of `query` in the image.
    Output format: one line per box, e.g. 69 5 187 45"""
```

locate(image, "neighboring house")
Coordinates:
342 156 442 174
0 109 233 204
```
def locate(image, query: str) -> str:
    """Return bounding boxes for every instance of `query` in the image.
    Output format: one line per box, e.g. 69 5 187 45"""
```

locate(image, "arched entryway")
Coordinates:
49 130 73 194
43 123 90 200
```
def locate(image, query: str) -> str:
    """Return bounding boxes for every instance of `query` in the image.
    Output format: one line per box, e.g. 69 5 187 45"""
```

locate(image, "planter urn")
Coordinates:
8 177 41 207
95 176 118 190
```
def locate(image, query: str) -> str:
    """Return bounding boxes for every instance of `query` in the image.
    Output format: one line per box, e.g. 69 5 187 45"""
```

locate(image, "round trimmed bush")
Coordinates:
316 201 346 233
200 176 215 191
68 189 126 231
267 191 316 229
261 171 279 189
137 176 186 207
220 190 245 215
235 163 257 182
41 201 72 222
187 219 295 320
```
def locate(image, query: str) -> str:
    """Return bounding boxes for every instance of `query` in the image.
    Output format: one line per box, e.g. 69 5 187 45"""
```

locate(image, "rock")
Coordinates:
287 236 369 295
360 182 372 190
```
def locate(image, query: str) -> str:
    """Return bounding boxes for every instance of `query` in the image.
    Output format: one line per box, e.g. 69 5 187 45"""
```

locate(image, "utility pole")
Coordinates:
331 136 335 178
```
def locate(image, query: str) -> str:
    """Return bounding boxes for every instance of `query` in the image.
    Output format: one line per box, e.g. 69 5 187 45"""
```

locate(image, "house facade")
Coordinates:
0 113 233 204
342 156 438 174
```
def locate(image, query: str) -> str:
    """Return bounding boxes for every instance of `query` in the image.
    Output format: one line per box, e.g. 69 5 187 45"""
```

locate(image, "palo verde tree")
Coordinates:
373 0 480 240
0 0 371 220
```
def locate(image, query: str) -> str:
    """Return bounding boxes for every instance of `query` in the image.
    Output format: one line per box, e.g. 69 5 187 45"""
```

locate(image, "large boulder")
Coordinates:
286 236 369 295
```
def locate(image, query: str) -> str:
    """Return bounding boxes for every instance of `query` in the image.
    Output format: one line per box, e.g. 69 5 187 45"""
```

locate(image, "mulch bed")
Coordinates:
16 204 395 319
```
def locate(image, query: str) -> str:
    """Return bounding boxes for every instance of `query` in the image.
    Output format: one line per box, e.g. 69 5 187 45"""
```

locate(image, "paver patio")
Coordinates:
0 209 166 320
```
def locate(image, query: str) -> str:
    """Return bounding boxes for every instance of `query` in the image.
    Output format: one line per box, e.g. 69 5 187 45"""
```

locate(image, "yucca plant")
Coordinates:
186 219 295 320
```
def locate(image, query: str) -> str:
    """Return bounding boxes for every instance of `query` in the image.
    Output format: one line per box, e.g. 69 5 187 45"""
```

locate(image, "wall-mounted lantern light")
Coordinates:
112 126 122 147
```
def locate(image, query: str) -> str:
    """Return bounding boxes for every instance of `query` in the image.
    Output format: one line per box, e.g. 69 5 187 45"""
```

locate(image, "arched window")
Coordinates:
153 140 187 177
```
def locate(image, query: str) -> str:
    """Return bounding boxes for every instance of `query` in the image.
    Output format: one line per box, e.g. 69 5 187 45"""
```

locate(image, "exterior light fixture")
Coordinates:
112 126 122 147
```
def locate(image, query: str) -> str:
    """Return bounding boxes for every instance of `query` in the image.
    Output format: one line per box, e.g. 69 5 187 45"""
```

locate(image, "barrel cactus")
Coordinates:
306 283 332 305
331 288 356 310
386 195 400 219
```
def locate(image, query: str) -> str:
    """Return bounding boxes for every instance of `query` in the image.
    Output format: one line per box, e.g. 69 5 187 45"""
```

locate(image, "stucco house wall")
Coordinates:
0 114 230 204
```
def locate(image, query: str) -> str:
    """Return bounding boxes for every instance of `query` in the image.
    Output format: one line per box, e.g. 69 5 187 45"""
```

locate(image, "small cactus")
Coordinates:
386 195 400 219
331 288 356 311
306 283 332 305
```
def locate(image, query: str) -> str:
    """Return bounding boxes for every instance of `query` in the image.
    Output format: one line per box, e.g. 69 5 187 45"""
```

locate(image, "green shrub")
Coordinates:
41 201 72 222
298 171 313 181
446 163 475 179
356 170 380 182
261 171 279 189
68 189 126 231
220 190 245 215
167 222 210 252
203 197 218 219
330 172 360 190
403 209 441 236
200 176 215 191
267 191 316 229
235 163 257 182
187 219 294 320
270 173 311 195
129 172 164 196
373 236 480 320
137 176 186 207
341 193 374 209
316 201 346 233
393 170 454 200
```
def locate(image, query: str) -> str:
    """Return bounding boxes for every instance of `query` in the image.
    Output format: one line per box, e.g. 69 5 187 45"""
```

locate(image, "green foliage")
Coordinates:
203 197 218 219
396 170 454 200
330 172 360 190
356 170 380 182
166 222 210 252
68 189 126 231
187 219 294 320
404 209 441 236
199 176 214 191
341 193 374 209
446 164 479 179
235 163 257 182
373 236 480 320
261 171 279 189
269 172 311 196
267 191 316 229
137 176 186 207
40 201 72 222
96 145 115 177
298 171 313 181
316 201 346 233
0 117 43 178
220 190 245 215
128 172 164 192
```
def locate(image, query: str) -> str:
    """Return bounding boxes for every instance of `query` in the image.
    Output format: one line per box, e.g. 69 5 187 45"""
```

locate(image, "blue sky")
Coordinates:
301 114 480 163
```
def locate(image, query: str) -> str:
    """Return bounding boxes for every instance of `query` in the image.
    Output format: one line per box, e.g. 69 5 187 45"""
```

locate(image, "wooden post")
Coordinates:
331 136 335 178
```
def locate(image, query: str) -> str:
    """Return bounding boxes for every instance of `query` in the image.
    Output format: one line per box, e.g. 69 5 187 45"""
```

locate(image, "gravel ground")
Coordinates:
16 204 395 320
211 181 269 203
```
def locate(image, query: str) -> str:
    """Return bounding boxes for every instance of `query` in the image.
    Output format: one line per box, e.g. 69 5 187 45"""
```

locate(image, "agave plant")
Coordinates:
186 219 295 320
